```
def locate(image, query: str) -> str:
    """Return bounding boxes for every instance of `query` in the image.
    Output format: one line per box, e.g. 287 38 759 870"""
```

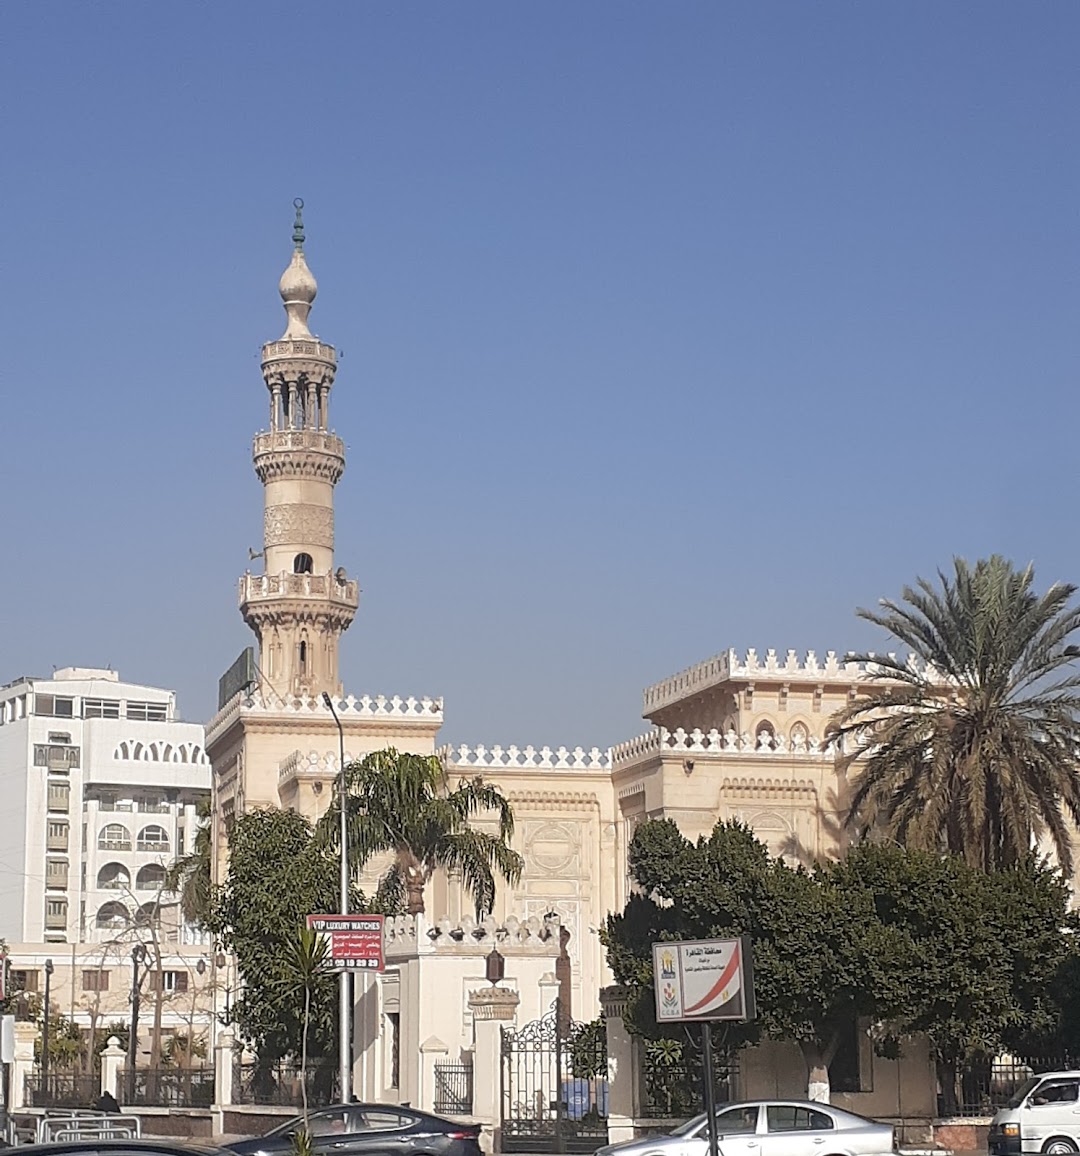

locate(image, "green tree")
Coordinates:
208 807 372 1065
318 747 524 916
165 794 214 928
275 927 332 1127
602 820 913 1102
829 556 1080 871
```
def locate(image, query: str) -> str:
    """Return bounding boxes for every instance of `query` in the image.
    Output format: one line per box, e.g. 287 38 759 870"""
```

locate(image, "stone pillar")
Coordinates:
9 1022 38 1111
538 972 559 1020
419 1036 449 1114
214 1026 235 1107
468 987 520 1154
99 1036 125 1100
601 986 637 1143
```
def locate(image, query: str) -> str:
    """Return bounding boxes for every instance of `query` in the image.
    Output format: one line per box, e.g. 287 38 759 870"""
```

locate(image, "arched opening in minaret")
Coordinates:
294 553 313 575
299 640 308 676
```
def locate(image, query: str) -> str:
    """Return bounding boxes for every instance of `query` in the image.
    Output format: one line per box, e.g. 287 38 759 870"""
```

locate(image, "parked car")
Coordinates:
594 1101 895 1156
989 1071 1080 1155
224 1104 482 1156
9 1143 224 1156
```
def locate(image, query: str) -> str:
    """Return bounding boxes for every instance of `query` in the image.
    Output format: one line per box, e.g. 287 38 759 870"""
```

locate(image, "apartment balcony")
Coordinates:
47 832 69 852
44 908 68 931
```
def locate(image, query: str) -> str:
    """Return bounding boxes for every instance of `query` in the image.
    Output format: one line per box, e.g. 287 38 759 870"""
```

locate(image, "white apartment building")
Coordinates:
0 667 210 947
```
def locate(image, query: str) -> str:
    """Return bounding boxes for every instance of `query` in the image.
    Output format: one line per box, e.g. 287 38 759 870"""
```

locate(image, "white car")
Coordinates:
595 1101 896 1156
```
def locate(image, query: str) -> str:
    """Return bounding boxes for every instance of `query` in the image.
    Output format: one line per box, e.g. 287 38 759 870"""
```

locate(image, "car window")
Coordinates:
355 1111 411 1131
767 1107 834 1132
1031 1082 1080 1106
308 1110 352 1136
716 1107 759 1135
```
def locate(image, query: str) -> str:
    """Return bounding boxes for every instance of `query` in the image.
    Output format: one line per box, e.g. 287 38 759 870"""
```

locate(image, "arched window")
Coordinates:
97 863 130 891
134 901 160 928
137 825 169 852
293 553 313 575
299 640 308 674
754 721 776 750
136 864 168 891
99 824 131 851
790 722 810 750
95 901 130 929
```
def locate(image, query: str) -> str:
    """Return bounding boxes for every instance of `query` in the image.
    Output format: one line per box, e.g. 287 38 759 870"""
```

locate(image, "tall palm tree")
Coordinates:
317 748 524 916
276 927 332 1128
165 795 214 928
828 556 1080 872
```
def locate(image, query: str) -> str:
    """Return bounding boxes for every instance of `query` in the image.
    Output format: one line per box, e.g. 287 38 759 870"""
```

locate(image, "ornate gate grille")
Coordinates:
501 1002 609 1155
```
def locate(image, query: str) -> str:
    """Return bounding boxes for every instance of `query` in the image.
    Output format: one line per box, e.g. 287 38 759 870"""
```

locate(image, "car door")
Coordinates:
709 1104 764 1156
760 1104 836 1156
1022 1079 1080 1153
303 1107 359 1155
344 1109 414 1156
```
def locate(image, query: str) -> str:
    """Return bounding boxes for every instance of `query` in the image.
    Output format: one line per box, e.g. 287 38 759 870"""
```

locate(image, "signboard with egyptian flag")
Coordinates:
652 936 756 1023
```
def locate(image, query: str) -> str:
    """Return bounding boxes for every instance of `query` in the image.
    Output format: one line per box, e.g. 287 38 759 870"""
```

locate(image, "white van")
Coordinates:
989 1073 1080 1156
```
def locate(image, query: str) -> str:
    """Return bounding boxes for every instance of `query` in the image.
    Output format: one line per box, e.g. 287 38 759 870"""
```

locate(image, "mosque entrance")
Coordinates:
500 1000 609 1154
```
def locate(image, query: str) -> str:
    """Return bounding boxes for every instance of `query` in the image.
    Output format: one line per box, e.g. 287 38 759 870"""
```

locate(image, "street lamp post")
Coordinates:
321 691 350 1104
127 944 145 1104
40 959 53 1102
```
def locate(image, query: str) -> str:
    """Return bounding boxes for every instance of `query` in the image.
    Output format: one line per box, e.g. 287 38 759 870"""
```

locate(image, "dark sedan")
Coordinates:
224 1105 482 1156
11 1144 224 1156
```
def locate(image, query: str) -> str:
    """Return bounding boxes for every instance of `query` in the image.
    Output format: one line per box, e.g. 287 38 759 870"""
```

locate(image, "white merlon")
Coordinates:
383 912 563 956
442 743 612 772
643 646 934 714
611 725 832 769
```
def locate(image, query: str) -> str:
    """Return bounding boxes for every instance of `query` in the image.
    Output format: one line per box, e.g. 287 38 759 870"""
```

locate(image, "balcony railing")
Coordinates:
434 1061 473 1116
136 840 169 853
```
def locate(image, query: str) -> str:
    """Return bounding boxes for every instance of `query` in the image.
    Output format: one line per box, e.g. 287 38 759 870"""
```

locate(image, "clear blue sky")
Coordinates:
3 3 1078 747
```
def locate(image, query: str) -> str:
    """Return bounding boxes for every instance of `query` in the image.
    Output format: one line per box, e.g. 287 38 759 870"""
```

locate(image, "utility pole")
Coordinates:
41 960 53 1104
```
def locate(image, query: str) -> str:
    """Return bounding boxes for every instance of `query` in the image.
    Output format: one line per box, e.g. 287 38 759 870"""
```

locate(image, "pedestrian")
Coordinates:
94 1091 120 1114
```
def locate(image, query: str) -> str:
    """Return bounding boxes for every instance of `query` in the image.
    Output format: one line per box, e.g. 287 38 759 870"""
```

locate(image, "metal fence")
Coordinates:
232 1061 339 1108
24 1072 102 1109
434 1061 473 1116
639 1043 738 1120
942 1057 1076 1118
120 1066 215 1108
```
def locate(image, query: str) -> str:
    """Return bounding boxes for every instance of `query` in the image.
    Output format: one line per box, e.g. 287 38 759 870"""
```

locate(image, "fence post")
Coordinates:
214 1026 235 1107
419 1037 449 1114
10 1022 38 1110
100 1036 125 1100
468 987 519 1155
600 986 636 1144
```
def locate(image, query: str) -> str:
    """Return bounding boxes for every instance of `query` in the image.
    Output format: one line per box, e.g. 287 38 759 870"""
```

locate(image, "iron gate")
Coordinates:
501 1001 609 1154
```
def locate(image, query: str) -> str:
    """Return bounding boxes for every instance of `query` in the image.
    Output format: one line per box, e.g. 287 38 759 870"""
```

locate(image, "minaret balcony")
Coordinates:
261 337 337 376
240 570 359 609
253 429 346 484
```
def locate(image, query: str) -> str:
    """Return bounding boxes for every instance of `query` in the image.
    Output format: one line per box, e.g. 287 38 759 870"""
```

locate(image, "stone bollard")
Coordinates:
601 986 637 1143
214 1026 235 1107
99 1036 126 1101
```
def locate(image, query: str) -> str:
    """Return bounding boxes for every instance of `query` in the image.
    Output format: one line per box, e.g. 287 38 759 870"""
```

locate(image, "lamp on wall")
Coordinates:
485 946 505 987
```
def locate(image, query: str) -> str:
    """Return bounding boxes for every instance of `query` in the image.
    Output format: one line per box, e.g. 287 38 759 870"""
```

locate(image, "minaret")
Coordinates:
239 200 359 699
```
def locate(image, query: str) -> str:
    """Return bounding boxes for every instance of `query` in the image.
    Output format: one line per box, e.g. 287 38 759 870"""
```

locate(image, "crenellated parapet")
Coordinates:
643 646 935 715
611 724 833 769
383 912 563 960
441 744 611 772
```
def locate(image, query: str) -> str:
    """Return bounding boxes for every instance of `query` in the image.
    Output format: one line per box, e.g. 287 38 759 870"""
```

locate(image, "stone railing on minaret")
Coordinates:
238 200 359 700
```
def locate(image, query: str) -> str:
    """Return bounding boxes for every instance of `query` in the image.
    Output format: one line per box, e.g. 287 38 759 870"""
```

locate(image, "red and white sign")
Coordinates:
307 914 385 972
653 936 756 1023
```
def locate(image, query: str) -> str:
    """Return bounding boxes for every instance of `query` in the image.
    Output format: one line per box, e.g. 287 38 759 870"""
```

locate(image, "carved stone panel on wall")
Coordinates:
523 820 582 879
265 503 334 548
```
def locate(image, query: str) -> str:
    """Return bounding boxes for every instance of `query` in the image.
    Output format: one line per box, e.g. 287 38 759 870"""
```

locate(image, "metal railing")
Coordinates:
232 1061 339 1108
942 1056 1077 1118
120 1066 215 1108
434 1061 474 1115
24 1072 102 1109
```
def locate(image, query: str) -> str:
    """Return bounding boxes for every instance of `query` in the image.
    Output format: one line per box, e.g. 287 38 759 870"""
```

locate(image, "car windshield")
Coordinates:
1007 1078 1042 1109
672 1114 707 1137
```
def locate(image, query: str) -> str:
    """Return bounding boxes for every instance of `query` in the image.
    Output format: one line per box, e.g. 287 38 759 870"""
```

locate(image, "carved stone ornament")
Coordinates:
264 503 334 548
468 986 520 1020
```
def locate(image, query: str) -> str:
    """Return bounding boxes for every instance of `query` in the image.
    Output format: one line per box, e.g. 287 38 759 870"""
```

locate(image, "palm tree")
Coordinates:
828 556 1080 872
277 927 331 1128
165 795 214 928
318 747 524 916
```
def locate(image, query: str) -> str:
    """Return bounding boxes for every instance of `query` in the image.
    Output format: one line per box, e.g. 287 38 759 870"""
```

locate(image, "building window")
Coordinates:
45 859 68 889
98 824 131 851
95 901 129 929
388 1012 400 1089
299 640 308 674
9 969 38 993
83 698 121 719
34 694 74 718
136 864 167 891
45 898 68 929
47 782 70 813
136 795 167 814
82 969 110 992
828 1017 865 1093
293 552 314 574
150 970 188 993
126 701 168 722
33 744 80 770
136 825 169 852
47 821 69 851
